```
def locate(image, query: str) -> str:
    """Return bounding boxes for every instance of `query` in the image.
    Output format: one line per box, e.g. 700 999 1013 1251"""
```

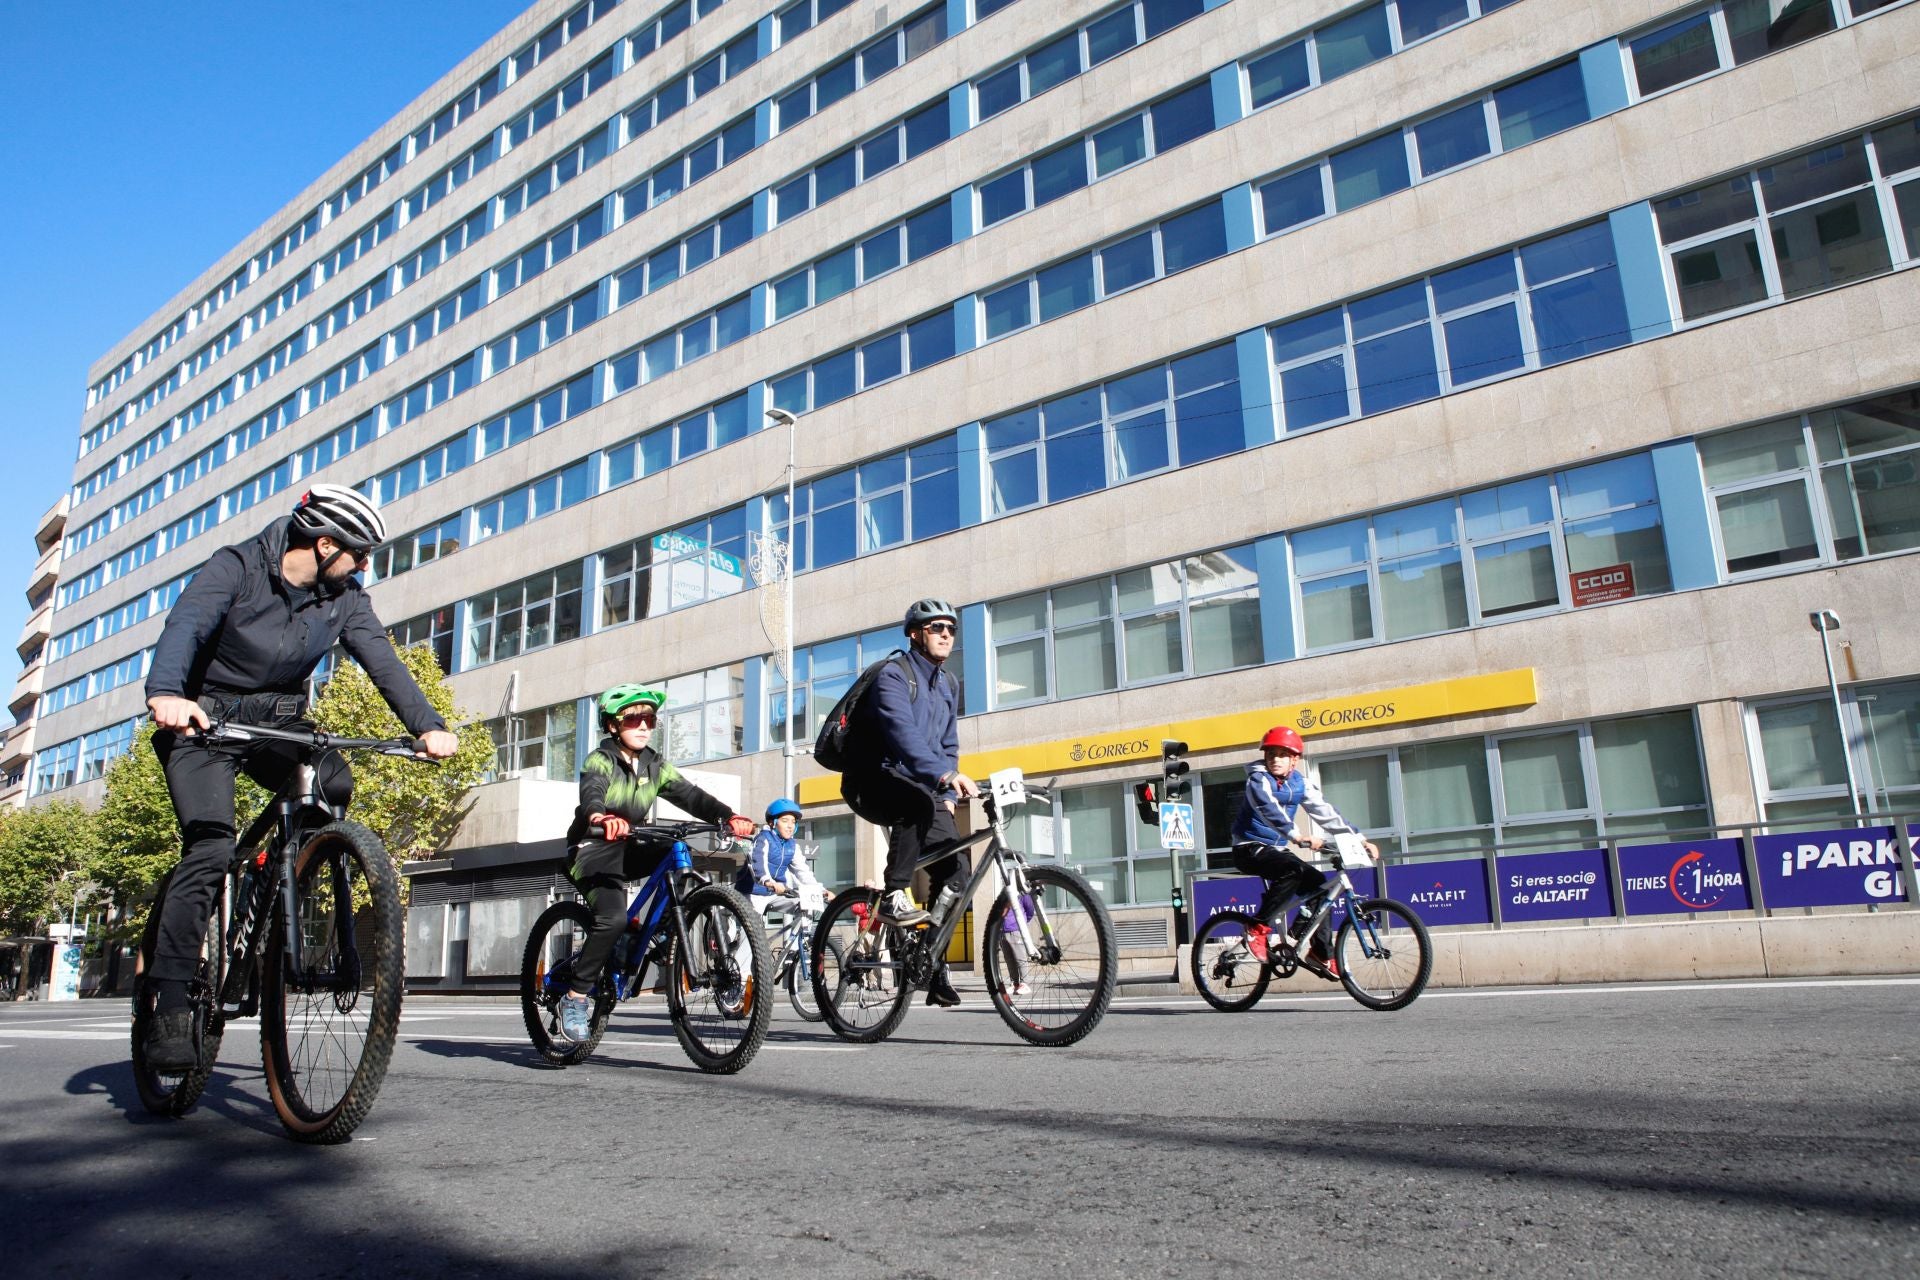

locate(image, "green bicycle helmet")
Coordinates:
597 684 666 723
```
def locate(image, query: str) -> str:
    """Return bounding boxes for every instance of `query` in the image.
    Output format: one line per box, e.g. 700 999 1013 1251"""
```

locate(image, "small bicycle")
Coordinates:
130 720 435 1143
810 768 1117 1048
762 883 838 1022
1191 833 1433 1012
520 822 772 1073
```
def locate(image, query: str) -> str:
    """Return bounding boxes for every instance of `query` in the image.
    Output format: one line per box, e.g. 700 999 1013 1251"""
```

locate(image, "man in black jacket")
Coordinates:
141 484 457 1069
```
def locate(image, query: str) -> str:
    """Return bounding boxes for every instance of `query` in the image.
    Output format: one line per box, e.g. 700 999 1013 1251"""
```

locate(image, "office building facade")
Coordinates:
35 0 1920 986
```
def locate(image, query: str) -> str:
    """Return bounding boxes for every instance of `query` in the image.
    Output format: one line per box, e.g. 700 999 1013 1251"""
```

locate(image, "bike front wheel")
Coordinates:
1190 909 1271 1013
982 864 1118 1047
667 885 772 1073
786 933 842 1022
520 899 613 1066
1335 897 1432 1011
130 869 226 1116
811 888 914 1045
259 821 403 1144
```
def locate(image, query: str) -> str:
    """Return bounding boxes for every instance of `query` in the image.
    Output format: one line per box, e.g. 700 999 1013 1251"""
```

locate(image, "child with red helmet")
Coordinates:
1227 725 1378 977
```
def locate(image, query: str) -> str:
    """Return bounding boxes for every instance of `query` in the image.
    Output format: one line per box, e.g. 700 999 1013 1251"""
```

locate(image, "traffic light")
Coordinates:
1131 779 1158 825
1161 739 1190 805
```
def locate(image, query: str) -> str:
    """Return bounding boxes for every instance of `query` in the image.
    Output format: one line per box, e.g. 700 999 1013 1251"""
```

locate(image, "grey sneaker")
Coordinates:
558 992 594 1041
877 889 929 926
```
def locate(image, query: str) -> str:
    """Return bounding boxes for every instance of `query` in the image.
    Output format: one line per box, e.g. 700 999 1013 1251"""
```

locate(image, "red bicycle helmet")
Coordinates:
1261 725 1306 754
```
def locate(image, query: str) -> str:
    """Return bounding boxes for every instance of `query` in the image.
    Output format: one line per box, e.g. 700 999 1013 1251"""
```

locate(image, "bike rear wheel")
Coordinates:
1190 909 1271 1013
667 885 772 1073
520 899 613 1065
1335 897 1432 1011
259 821 403 1144
130 869 226 1116
982 865 1117 1047
786 934 841 1022
811 887 914 1044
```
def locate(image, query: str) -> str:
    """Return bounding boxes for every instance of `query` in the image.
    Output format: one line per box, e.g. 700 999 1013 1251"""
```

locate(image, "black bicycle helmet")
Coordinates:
290 483 387 550
902 598 958 635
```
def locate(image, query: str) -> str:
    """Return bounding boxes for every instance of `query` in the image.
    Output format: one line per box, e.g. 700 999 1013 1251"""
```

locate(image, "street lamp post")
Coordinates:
1809 610 1864 818
767 408 799 798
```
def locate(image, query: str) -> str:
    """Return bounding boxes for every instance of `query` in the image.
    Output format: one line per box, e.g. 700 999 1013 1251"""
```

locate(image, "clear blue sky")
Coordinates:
0 0 533 712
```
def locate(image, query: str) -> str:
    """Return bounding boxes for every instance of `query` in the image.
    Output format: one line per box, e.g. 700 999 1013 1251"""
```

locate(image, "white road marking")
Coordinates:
1109 974 1920 1010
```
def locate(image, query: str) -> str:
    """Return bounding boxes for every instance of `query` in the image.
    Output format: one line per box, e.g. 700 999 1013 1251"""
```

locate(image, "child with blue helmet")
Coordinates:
741 797 833 914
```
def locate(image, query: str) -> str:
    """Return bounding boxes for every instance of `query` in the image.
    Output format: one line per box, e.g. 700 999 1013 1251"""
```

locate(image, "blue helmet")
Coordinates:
765 797 802 823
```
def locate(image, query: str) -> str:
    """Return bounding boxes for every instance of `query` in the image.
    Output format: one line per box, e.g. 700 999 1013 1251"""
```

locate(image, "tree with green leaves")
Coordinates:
306 642 495 867
0 800 105 936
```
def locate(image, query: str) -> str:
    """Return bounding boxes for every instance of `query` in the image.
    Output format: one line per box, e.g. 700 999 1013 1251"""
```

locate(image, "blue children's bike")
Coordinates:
519 821 772 1072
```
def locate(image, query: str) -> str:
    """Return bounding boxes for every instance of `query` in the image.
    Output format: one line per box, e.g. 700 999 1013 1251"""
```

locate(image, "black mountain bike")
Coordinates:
810 770 1117 1047
130 721 434 1143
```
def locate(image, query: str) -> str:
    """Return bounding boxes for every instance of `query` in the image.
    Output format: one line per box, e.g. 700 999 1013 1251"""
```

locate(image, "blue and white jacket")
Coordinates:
747 828 821 896
1229 762 1355 849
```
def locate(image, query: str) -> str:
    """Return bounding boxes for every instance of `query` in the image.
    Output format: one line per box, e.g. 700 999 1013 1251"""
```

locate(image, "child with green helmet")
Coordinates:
556 683 756 1040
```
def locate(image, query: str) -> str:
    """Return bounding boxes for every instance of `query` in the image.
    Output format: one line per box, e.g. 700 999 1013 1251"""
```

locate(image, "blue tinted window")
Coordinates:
1462 477 1553 539
1107 368 1166 417
815 246 857 303
649 245 681 289
687 138 719 183
776 175 811 221
678 412 709 458
862 333 903 384
985 409 1038 452
1350 282 1429 340
1086 7 1139 65
713 394 749 447
911 465 960 539
715 296 750 347
1028 33 1081 94
862 128 902 177
1520 222 1615 284
861 35 899 81
1356 324 1439 414
1248 40 1311 110
1100 231 1157 293
1496 62 1590 150
1397 0 1470 42
1442 305 1526 385
862 227 902 277
1031 142 1089 206
1151 84 1215 152
773 271 809 319
1530 271 1630 365
683 227 716 271
718 204 754 251
1037 254 1096 319
1432 255 1516 313
1316 5 1392 80
1160 202 1228 272
779 86 813 128
1281 355 1349 429
1331 133 1411 209
815 350 857 406
1093 115 1148 175
1270 308 1346 363
681 316 712 363
1414 102 1491 176
906 205 952 260
1144 0 1204 38
983 281 1032 338
905 102 950 156
979 169 1029 226
977 64 1023 119
815 150 857 203
813 500 856 567
1259 167 1327 233
907 313 956 369
817 58 857 109
771 370 808 413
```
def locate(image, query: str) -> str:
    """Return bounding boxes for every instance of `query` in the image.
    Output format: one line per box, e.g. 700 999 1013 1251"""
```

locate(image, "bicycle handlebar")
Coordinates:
586 821 738 846
192 720 436 759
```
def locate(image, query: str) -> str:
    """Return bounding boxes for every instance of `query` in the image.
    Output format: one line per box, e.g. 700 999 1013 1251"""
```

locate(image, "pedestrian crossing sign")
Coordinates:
1158 801 1195 851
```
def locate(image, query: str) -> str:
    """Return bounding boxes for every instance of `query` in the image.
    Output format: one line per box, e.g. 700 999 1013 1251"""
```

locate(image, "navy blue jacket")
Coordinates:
145 519 445 736
850 647 958 799
1229 761 1354 848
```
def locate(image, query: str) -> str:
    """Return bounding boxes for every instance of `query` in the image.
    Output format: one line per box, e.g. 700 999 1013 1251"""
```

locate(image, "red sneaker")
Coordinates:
1246 924 1270 963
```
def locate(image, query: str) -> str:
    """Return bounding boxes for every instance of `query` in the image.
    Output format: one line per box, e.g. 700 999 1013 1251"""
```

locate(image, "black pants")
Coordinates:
567 840 671 995
152 728 354 984
1232 842 1331 951
843 770 969 900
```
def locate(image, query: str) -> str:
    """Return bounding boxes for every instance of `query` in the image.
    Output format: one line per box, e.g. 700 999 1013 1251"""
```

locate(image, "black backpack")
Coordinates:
812 650 916 773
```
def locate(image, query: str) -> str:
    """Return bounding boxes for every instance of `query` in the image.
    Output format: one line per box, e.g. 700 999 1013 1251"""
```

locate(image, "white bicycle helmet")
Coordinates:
290 483 387 550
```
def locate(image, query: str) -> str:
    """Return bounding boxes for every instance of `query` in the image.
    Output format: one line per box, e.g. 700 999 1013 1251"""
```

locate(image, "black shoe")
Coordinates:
925 974 962 1008
143 1009 198 1073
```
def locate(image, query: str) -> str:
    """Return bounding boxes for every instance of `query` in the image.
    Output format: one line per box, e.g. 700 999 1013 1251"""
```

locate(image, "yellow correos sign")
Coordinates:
797 669 1536 804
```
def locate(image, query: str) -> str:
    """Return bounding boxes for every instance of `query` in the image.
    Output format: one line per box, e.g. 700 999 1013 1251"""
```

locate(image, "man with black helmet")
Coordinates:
140 485 459 1070
840 598 977 1008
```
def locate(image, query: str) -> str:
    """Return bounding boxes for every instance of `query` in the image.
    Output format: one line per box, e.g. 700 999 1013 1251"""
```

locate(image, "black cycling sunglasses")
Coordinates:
920 621 956 636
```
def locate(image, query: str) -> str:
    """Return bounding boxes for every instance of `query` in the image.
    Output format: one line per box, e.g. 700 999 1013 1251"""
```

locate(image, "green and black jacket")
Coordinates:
566 737 735 852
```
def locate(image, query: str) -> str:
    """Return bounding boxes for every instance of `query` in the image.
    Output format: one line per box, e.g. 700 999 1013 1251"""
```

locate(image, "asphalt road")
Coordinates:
2 976 1916 1279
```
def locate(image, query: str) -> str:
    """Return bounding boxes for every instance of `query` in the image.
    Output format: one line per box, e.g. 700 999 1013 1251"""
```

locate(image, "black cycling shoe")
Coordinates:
143 1009 199 1073
924 972 962 1008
